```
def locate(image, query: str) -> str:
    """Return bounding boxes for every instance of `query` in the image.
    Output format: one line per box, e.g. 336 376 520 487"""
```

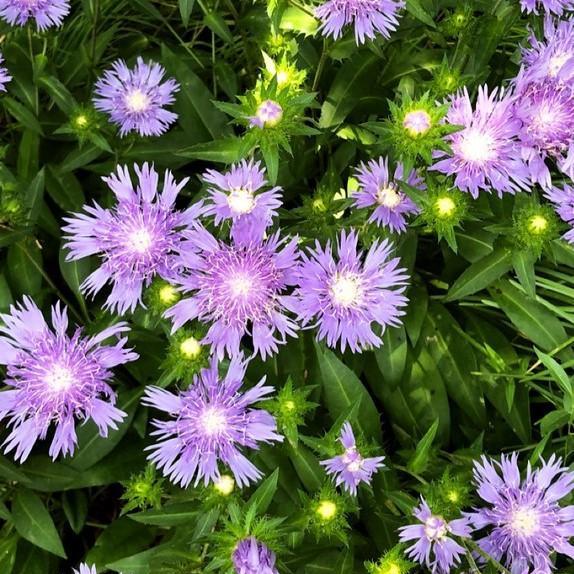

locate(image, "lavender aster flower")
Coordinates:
0 297 137 463
143 354 282 488
432 86 530 198
249 100 283 128
520 0 574 15
73 565 97 574
165 224 300 360
0 54 11 93
202 160 282 243
513 74 574 187
468 453 574 574
64 163 200 315
292 230 408 353
0 0 70 30
521 18 574 84
354 156 423 233
232 537 279 574
315 0 405 45
93 57 179 137
399 497 472 574
320 422 385 495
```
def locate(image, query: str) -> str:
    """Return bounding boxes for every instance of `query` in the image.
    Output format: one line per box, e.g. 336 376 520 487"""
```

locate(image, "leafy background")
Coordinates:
0 0 573 572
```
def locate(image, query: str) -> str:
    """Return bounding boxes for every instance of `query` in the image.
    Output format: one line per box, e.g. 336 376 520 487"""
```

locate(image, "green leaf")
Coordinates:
69 388 143 471
21 457 81 492
315 344 381 440
279 6 318 36
58 246 90 311
260 141 279 184
408 419 439 474
58 144 103 173
38 76 76 115
374 325 407 390
62 490 88 534
534 348 573 408
247 468 279 514
0 456 31 484
178 0 195 26
0 533 18 574
320 53 380 129
491 280 568 352
129 503 197 527
288 444 322 492
6 240 43 298
176 138 243 163
202 10 234 43
46 166 85 211
512 250 536 298
446 247 512 301
406 0 436 27
23 168 45 224
12 489 66 558
3 98 43 135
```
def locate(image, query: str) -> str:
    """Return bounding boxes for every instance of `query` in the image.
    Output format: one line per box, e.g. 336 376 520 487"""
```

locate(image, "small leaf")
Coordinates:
178 0 195 26
407 419 439 474
247 468 279 514
12 489 66 558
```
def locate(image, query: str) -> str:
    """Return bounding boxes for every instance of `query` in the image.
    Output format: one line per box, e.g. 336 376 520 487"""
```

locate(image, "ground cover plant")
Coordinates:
1 0 574 573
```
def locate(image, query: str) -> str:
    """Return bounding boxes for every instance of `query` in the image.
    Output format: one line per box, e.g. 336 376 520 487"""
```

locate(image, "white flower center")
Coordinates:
230 274 252 297
330 273 362 307
45 365 75 392
376 184 402 208
510 507 539 537
125 89 150 113
129 228 153 253
459 129 495 163
534 105 556 128
227 188 256 215
200 407 227 436
424 516 448 541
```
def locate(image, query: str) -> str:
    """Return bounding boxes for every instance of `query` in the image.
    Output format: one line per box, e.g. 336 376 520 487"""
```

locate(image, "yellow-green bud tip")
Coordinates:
446 490 460 503
403 109 432 137
284 400 296 411
74 115 88 128
377 563 401 574
159 284 178 305
528 215 548 234
435 197 456 217
316 500 337 520
180 336 202 359
214 474 235 496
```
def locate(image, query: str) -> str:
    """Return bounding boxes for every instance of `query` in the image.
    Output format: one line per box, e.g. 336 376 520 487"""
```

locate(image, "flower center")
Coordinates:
229 274 252 298
129 228 153 254
510 507 539 536
45 364 75 392
403 110 432 136
228 188 256 215
424 516 448 541
317 500 337 520
256 99 283 127
435 196 456 216
376 184 402 208
459 129 495 163
125 89 150 113
200 407 227 436
214 474 235 495
528 215 548 233
179 336 202 359
330 273 362 307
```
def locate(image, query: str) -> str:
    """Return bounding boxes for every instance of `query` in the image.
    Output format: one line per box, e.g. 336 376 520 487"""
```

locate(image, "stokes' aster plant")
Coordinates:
93 57 179 137
353 156 424 233
520 0 574 14
399 498 472 574
320 421 385 495
0 297 137 462
432 86 530 198
0 0 70 30
468 453 574 574
165 224 300 359
0 53 11 92
292 229 409 352
315 0 406 45
64 163 201 314
232 537 279 574
202 159 282 243
143 354 282 488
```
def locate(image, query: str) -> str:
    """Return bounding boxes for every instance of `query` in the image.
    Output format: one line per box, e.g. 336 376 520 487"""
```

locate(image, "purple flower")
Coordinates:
73 565 98 574
521 18 574 84
544 183 574 242
165 224 300 360
399 498 472 574
0 297 137 463
64 163 200 315
93 57 179 137
403 109 432 136
432 86 530 199
320 422 385 495
292 230 408 353
0 53 11 93
520 0 574 15
0 0 70 30
513 75 574 188
249 100 283 128
232 537 279 574
315 0 405 45
353 156 423 233
142 354 282 488
202 160 282 243
468 453 574 574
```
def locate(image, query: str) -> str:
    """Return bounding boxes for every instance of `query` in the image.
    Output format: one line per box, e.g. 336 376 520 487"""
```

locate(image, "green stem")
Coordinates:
312 39 329 92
